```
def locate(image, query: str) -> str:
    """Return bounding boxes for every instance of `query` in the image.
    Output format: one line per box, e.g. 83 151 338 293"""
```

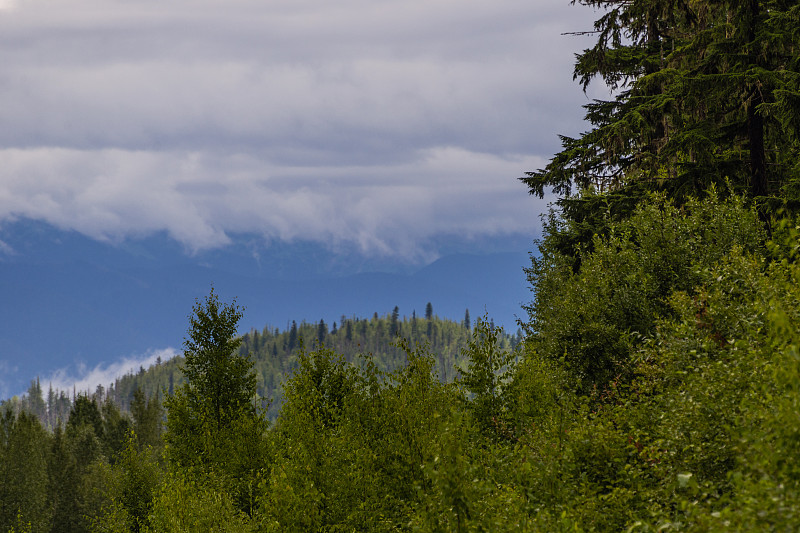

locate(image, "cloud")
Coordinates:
0 146 551 258
0 237 14 256
0 0 602 259
0 360 16 399
43 347 178 396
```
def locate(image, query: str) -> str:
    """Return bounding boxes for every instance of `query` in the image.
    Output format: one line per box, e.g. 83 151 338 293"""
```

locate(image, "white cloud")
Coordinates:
43 347 178 396
0 360 16 399
0 0 601 259
0 146 550 257
0 237 14 256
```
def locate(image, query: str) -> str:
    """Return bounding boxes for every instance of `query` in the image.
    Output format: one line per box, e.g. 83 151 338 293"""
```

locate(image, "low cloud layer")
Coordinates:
0 0 602 259
43 347 178 397
0 146 550 259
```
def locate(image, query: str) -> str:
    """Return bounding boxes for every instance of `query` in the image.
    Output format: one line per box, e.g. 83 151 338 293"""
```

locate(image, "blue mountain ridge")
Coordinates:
0 220 535 398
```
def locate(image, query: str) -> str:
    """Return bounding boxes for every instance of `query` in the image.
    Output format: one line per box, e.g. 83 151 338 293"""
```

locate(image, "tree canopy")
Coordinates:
163 289 261 472
5 2 800 530
523 0 800 207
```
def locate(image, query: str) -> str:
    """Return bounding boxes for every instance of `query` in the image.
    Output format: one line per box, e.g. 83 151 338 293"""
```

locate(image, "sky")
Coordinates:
0 0 603 263
0 0 607 397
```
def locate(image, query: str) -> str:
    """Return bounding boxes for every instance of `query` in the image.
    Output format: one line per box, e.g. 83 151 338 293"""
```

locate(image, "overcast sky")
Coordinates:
0 0 603 262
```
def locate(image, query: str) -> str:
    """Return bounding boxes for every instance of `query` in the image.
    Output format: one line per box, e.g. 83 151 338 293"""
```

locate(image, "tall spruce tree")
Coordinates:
522 0 800 208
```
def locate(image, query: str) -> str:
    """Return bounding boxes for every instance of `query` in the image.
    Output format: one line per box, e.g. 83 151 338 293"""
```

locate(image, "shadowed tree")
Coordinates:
131 387 163 450
522 0 800 259
0 410 51 532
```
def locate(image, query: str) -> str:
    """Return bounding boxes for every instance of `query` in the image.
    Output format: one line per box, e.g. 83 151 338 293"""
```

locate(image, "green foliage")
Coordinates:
177 288 256 434
104 309 508 423
48 425 79 533
410 415 488 533
0 410 51 533
460 316 516 438
130 388 162 451
235 310 512 419
256 339 461 531
504 198 800 530
256 348 359 530
527 190 765 393
144 473 256 533
164 289 257 467
100 433 163 533
68 395 105 441
522 0 800 203
101 398 132 462
78 459 118 532
163 289 269 519
111 357 182 416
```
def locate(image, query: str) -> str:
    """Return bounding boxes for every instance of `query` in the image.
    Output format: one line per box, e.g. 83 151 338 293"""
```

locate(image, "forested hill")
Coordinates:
5 308 522 423
3 1 800 530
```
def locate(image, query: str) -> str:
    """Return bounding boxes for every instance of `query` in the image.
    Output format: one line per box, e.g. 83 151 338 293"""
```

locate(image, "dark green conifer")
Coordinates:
523 0 800 221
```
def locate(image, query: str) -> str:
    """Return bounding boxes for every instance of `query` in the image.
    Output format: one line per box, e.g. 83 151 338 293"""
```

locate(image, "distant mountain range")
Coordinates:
0 219 535 398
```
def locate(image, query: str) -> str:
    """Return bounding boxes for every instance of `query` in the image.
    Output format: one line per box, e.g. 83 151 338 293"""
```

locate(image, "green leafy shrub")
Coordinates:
145 473 255 533
526 190 765 393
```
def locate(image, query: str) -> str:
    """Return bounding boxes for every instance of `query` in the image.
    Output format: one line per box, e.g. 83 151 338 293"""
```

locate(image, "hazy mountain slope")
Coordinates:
0 221 531 397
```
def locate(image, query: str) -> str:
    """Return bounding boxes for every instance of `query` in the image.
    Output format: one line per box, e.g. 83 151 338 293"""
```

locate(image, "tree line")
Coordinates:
3 305 517 425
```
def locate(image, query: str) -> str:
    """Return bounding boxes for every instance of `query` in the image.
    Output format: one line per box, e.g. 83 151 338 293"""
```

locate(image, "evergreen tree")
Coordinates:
131 387 162 450
100 397 131 462
390 306 400 336
163 289 269 513
522 0 800 229
461 318 515 438
288 320 298 351
25 378 46 424
67 395 104 442
47 425 77 533
46 385 56 429
0 410 51 532
165 289 258 464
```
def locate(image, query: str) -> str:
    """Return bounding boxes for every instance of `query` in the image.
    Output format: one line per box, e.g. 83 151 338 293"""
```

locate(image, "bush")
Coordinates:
525 190 765 393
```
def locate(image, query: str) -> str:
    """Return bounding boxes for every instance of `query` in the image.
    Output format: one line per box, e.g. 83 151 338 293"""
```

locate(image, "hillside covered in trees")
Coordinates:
4 307 518 423
3 0 800 531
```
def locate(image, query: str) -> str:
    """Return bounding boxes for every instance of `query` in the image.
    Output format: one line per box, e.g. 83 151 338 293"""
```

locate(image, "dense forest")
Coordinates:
3 306 515 423
3 0 800 530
